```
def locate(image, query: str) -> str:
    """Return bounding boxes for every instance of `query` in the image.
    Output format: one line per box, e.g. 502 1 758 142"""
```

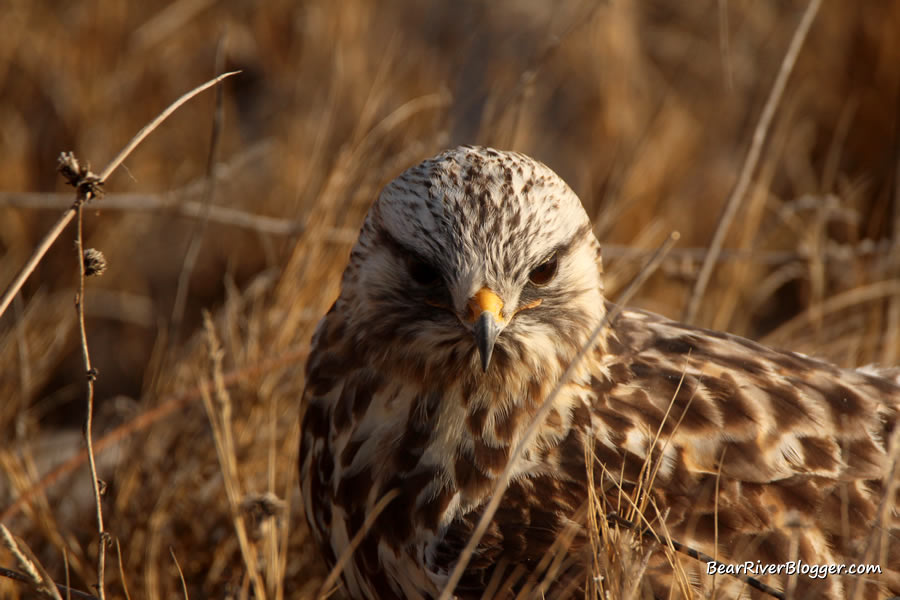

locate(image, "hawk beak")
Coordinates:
467 288 504 371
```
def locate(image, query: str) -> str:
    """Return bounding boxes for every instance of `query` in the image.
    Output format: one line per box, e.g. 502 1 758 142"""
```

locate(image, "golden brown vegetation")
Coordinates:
1 1 899 598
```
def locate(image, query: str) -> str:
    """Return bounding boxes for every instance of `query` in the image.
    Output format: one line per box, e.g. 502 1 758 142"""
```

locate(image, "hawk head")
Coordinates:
336 146 606 382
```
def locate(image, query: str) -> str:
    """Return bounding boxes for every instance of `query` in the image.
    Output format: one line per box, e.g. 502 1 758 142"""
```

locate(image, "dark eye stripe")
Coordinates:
374 225 418 259
553 222 593 258
407 256 441 285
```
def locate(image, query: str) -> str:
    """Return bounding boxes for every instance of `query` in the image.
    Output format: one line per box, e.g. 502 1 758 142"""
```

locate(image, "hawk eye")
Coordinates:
528 252 558 286
407 256 441 286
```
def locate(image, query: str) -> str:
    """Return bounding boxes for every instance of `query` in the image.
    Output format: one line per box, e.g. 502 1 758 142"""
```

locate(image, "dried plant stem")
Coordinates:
0 566 98 600
607 512 786 598
199 313 267 600
849 426 900 600
0 190 355 240
0 70 240 321
10 186 899 262
0 524 64 600
170 547 190 600
2 71 239 599
0 345 309 524
171 37 229 337
115 539 132 600
0 212 76 318
882 127 900 365
437 231 680 600
761 280 900 344
682 0 822 324
63 550 70 600
316 488 401 599
74 202 106 600
97 71 240 183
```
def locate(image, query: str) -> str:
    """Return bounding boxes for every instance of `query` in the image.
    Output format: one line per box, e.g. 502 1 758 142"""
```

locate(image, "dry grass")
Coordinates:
1 0 900 598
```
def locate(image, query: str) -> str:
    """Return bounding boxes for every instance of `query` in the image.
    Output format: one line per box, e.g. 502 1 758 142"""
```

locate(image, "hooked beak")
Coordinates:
467 288 505 371
474 312 501 372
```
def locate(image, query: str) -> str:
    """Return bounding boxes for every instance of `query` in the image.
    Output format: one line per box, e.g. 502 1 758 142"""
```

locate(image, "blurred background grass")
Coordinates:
1 0 899 598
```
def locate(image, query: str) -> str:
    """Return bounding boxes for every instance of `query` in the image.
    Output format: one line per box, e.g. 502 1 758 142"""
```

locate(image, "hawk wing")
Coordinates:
587 304 900 598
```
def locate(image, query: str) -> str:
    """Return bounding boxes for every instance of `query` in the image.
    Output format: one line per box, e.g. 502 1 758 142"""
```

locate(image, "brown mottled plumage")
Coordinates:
300 146 900 599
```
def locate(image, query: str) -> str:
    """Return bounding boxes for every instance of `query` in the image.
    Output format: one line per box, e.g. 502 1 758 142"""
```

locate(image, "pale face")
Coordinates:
337 146 605 379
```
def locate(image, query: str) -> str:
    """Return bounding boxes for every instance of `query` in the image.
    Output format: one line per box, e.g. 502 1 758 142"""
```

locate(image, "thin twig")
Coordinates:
0 190 353 239
682 0 822 323
3 72 238 595
761 280 900 345
199 313 267 600
0 70 240 320
75 201 107 600
169 547 190 600
848 426 900 600
437 231 680 600
7 187 897 261
880 89 900 366
0 209 78 319
604 512 785 598
98 71 240 183
13 294 31 439
628 358 696 529
69 204 106 596
499 1 602 149
171 37 229 338
0 525 64 600
1 346 309 524
0 566 99 600
63 549 71 600
711 446 727 598
115 539 132 600
315 488 401 599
